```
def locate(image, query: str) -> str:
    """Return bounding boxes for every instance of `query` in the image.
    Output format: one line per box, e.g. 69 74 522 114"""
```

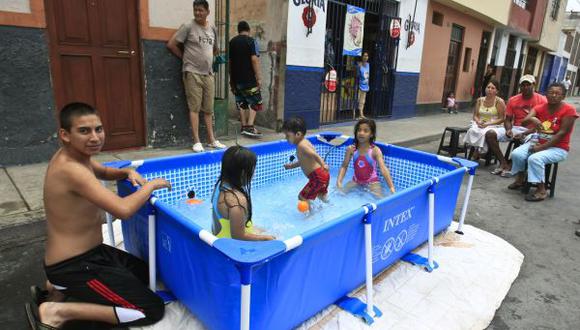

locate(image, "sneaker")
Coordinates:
192 142 204 153
207 140 226 149
244 126 263 138
240 126 250 136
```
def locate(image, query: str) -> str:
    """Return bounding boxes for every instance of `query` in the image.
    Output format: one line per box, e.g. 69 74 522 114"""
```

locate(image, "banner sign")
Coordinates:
286 0 327 67
342 5 365 56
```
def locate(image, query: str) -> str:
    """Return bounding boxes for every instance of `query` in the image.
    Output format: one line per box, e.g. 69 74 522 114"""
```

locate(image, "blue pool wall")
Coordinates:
118 136 467 330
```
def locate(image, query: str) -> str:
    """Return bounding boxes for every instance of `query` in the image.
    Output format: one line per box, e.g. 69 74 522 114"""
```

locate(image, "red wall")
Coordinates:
508 0 547 40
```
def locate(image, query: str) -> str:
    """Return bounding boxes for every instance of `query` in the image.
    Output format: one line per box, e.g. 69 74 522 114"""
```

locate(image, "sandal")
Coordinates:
508 182 525 190
25 303 59 330
525 192 547 202
499 170 514 178
490 168 503 175
30 286 48 306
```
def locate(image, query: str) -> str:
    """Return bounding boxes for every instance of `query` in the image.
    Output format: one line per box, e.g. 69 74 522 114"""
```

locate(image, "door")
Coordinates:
45 0 145 150
442 24 464 102
473 31 491 98
368 1 398 118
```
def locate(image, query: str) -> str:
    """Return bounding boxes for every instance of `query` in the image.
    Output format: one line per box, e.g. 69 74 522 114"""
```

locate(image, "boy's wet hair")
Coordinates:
354 118 376 148
193 0 209 10
214 146 257 224
282 117 307 135
59 102 98 131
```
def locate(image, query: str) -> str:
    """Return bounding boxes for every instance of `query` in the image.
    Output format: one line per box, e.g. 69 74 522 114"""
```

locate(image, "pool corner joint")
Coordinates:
335 295 383 325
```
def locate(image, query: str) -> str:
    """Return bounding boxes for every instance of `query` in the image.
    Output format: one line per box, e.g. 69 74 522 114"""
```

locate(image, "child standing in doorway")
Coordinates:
446 92 459 114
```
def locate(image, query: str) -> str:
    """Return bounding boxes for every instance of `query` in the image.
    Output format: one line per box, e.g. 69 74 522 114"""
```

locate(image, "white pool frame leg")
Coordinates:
148 214 156 292
364 221 374 316
362 203 377 317
240 283 251 330
428 191 435 270
456 173 475 234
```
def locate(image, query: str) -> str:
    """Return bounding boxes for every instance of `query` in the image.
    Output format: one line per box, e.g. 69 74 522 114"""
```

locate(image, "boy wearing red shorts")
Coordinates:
283 117 330 210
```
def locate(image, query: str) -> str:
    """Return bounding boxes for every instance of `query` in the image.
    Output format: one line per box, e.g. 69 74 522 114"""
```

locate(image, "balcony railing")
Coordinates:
513 0 528 10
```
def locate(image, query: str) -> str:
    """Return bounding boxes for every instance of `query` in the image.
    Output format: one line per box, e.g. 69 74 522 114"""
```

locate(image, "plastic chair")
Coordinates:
522 162 559 198
437 127 468 158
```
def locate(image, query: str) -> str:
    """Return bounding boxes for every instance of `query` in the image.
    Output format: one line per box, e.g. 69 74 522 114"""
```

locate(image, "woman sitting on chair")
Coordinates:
463 79 506 161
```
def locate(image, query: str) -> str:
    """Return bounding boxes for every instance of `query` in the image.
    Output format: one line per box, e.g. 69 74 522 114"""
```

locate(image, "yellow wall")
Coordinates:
434 0 510 26
535 0 567 51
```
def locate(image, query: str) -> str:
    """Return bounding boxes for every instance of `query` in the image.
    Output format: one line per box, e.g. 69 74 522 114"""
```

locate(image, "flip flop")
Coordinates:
25 303 59 330
508 182 525 190
490 168 503 175
525 192 547 202
30 286 48 306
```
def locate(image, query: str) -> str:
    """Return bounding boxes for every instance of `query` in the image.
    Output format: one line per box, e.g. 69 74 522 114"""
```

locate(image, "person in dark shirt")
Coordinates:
229 21 263 137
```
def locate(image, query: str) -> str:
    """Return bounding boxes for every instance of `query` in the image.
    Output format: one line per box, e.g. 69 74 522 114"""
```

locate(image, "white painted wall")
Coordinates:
396 0 428 73
149 0 215 28
0 0 30 13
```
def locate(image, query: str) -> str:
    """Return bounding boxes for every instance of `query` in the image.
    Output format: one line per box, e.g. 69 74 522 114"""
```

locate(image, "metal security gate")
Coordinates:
320 0 398 124
213 0 229 136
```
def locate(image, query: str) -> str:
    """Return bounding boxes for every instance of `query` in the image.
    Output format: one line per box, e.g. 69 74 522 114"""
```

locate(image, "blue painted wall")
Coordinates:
391 72 420 119
283 66 323 130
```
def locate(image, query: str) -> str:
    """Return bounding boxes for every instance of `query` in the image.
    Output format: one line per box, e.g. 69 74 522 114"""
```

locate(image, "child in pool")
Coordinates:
282 117 330 210
337 118 396 198
212 146 275 241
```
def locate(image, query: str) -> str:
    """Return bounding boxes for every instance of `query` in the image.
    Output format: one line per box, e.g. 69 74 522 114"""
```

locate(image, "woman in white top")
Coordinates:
463 79 506 160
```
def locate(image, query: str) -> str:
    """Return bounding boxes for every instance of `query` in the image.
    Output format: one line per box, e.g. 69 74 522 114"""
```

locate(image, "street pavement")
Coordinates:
1 99 579 329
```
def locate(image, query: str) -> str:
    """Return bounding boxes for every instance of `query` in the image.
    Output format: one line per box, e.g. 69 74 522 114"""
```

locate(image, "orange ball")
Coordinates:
297 201 309 213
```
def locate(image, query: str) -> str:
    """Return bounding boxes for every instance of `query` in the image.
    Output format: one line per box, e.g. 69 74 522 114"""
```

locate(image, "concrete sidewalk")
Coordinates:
0 110 485 230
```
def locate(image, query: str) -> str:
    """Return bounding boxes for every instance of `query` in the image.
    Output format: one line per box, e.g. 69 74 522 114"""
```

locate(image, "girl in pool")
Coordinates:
211 146 275 241
337 118 396 198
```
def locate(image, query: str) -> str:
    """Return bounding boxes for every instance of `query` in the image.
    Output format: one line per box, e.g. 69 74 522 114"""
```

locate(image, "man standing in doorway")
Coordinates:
229 21 263 137
562 75 572 95
167 0 226 152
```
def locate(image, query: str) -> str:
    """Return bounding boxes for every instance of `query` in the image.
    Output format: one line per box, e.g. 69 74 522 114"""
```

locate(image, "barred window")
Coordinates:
551 0 561 20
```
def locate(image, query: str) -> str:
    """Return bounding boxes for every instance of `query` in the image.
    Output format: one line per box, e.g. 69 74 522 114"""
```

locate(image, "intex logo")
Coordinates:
382 206 415 233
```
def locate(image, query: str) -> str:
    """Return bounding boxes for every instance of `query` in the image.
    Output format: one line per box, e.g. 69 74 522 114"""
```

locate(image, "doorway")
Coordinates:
442 24 464 102
45 0 146 150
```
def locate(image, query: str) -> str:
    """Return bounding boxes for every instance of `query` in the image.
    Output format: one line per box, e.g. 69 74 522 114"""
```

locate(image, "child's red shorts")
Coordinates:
299 167 330 200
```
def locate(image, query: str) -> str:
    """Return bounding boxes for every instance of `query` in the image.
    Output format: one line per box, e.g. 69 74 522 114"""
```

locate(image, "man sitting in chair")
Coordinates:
507 82 578 202
488 74 546 177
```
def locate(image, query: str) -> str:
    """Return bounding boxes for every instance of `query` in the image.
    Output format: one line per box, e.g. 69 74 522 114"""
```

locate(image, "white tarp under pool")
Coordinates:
102 221 523 330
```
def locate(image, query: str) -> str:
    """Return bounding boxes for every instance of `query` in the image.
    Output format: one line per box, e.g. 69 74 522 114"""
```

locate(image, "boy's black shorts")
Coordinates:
44 244 164 326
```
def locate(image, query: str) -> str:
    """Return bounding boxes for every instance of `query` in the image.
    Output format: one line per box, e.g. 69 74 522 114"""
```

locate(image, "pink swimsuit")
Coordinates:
353 146 379 184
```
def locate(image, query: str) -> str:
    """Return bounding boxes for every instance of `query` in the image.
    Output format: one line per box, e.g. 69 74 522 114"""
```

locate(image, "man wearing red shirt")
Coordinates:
508 82 579 201
489 75 546 176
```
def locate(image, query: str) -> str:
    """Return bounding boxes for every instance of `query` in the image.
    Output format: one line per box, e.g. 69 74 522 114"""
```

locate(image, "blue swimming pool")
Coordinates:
112 133 477 330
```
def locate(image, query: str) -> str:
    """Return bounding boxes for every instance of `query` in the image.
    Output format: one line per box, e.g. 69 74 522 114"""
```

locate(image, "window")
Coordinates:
565 32 573 53
463 48 472 72
432 11 443 26
551 0 561 20
513 0 529 10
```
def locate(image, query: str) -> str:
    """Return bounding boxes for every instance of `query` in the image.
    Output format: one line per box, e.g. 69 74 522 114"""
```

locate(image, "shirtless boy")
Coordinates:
26 103 171 329
282 117 330 210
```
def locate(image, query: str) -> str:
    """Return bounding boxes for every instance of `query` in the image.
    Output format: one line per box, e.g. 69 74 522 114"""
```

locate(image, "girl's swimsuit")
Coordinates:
212 184 254 238
353 145 379 184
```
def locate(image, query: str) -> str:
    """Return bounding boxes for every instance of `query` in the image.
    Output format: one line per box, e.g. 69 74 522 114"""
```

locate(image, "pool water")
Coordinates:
170 168 392 240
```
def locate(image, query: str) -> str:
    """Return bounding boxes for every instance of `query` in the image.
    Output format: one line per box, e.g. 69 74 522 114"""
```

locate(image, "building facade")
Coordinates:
562 10 580 95
416 0 500 112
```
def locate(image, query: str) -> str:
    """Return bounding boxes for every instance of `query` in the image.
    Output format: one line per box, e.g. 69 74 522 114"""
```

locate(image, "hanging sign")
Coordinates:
389 18 401 39
324 69 337 92
342 5 365 56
